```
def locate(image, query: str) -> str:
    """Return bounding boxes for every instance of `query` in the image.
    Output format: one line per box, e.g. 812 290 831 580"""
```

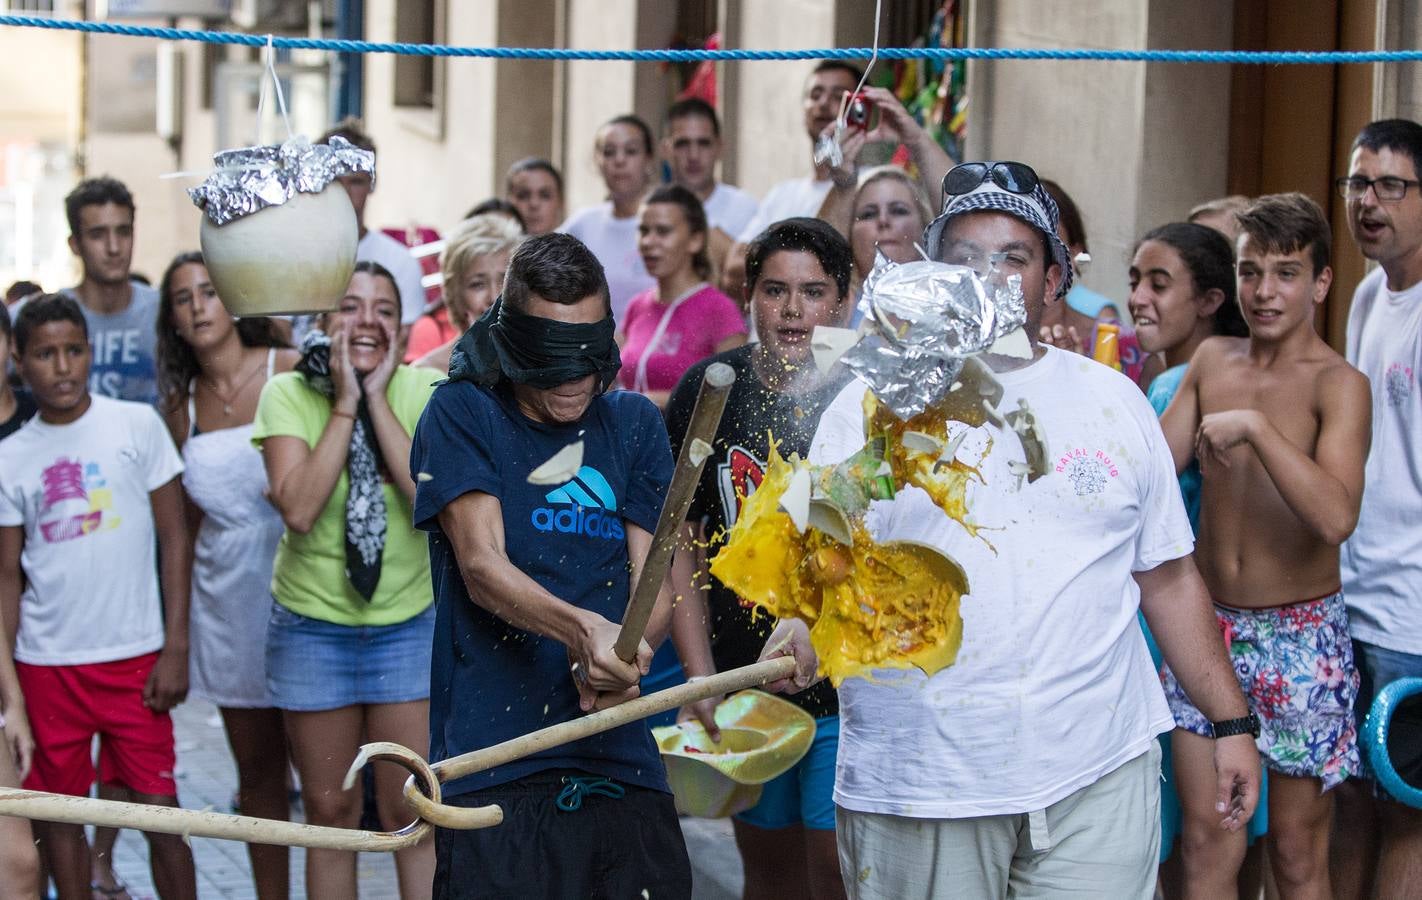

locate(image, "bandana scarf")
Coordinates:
446 295 621 391
295 331 387 601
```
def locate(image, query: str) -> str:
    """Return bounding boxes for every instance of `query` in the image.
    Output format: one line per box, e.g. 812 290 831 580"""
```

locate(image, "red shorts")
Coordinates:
15 652 177 797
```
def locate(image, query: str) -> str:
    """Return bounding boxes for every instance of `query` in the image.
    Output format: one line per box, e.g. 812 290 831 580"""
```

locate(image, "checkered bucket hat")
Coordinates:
923 162 1075 298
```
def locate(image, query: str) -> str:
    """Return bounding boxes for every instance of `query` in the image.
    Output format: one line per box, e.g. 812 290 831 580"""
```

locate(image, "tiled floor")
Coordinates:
102 699 742 899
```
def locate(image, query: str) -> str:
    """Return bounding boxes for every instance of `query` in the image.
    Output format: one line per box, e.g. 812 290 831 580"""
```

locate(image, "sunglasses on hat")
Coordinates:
941 161 1041 205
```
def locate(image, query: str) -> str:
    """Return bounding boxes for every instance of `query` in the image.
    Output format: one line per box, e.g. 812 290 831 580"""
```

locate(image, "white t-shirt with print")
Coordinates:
358 229 427 325
809 346 1190 819
702 182 759 241
559 203 655 324
1342 266 1422 655
0 396 184 666
736 175 833 243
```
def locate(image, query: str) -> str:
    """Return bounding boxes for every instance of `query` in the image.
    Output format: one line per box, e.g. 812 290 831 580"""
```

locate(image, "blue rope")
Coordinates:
4 14 1422 64
555 775 625 812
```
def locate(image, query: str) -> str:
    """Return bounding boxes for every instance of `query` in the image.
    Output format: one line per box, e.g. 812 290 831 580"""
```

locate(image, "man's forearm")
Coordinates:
460 551 597 649
1138 557 1249 722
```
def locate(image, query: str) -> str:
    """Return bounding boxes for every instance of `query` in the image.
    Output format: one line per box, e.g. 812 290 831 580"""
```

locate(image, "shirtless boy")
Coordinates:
1160 192 1372 899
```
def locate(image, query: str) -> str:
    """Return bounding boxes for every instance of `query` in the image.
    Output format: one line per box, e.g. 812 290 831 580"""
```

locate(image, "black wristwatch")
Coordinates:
1210 713 1261 739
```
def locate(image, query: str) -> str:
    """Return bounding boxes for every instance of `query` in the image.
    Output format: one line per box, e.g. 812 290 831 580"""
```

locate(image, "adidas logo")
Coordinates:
530 465 626 540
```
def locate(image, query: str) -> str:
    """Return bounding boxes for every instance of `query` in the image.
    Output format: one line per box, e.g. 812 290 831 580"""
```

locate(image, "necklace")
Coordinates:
202 356 265 416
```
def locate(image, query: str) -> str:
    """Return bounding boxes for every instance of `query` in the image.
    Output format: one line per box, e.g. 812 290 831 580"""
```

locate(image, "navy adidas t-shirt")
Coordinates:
410 380 674 798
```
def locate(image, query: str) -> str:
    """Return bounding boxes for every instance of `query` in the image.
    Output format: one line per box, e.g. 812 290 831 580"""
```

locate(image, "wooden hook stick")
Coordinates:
0 657 795 850
428 656 795 785
0 788 449 852
614 361 736 662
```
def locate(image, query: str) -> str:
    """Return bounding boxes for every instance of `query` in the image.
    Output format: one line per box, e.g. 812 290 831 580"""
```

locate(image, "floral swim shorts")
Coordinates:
1160 590 1361 789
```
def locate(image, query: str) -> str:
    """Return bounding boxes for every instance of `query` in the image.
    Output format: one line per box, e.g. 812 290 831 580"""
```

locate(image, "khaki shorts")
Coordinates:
837 742 1162 900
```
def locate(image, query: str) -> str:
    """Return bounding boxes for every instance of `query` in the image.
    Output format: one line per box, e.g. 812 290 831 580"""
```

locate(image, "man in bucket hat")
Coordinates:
761 161 1261 898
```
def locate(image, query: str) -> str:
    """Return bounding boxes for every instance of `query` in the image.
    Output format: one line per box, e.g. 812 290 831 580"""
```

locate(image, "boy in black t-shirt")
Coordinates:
667 217 855 900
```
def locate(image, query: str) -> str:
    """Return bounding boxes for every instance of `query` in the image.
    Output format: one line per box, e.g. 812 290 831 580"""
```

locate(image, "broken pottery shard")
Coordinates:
688 438 713 467
1005 399 1050 482
779 466 812 533
811 326 861 375
986 327 1033 360
900 431 942 455
807 499 853 545
943 430 966 459
527 440 585 485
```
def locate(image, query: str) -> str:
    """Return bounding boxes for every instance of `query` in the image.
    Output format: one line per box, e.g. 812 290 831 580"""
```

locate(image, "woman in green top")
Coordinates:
253 261 438 899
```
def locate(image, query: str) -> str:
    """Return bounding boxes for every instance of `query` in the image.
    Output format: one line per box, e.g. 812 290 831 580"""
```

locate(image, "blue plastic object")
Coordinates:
1362 677 1422 809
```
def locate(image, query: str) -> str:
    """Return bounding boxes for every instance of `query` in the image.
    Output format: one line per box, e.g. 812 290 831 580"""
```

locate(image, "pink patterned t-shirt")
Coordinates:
618 284 746 393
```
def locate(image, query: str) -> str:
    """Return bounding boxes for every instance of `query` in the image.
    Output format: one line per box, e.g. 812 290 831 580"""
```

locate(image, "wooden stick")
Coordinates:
0 788 457 852
0 656 796 850
430 656 795 784
614 361 736 662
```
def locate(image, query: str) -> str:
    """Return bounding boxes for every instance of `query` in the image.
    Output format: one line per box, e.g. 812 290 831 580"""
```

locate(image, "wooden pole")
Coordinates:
613 361 736 662
0 788 452 852
429 656 794 784
0 657 797 849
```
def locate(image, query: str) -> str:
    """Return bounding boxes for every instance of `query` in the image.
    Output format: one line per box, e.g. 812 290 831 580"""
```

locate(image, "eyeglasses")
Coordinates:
1335 175 1421 202
941 161 1041 204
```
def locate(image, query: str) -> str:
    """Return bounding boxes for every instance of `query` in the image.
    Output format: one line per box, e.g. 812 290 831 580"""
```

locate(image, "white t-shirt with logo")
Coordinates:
809 346 1190 818
702 182 759 241
558 203 655 324
736 175 833 243
0 396 184 666
357 229 428 325
1342 266 1422 655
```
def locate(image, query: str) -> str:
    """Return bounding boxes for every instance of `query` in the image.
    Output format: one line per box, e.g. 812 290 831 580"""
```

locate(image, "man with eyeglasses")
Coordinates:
760 161 1259 898
1331 118 1422 900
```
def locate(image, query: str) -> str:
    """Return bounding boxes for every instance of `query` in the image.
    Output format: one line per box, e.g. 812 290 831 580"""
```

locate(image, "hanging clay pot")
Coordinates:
199 184 357 316
188 136 374 317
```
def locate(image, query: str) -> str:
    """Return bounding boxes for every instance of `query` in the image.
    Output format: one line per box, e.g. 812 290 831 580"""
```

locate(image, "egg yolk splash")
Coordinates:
709 383 988 686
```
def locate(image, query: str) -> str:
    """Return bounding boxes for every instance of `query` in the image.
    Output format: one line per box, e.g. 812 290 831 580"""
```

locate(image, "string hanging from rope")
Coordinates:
2 14 1422 64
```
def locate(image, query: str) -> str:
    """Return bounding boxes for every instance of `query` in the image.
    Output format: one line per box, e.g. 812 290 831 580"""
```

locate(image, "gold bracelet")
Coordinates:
330 408 356 421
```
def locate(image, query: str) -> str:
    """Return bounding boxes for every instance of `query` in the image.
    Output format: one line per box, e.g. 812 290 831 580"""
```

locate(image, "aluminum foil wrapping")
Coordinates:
187 136 375 226
843 253 1027 419
813 128 844 168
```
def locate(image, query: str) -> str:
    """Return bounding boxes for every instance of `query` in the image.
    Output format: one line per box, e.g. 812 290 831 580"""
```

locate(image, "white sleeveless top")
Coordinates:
183 350 285 707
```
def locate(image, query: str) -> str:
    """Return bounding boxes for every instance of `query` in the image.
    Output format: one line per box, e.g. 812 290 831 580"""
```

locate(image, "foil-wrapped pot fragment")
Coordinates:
842 253 1027 419
813 127 845 168
187 136 375 226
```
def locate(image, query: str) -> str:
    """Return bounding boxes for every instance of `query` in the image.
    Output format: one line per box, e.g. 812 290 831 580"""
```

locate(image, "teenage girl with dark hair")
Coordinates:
155 250 298 899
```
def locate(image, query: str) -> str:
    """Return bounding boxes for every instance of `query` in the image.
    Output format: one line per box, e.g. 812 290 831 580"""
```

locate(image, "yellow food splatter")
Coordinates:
864 390 985 537
710 446 969 686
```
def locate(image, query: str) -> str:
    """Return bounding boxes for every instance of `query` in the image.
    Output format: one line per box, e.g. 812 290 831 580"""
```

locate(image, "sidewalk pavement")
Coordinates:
106 698 744 899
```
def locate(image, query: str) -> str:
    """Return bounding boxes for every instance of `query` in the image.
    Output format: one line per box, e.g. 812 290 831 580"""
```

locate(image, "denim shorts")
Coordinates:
1352 639 1422 789
735 714 839 831
266 602 435 712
